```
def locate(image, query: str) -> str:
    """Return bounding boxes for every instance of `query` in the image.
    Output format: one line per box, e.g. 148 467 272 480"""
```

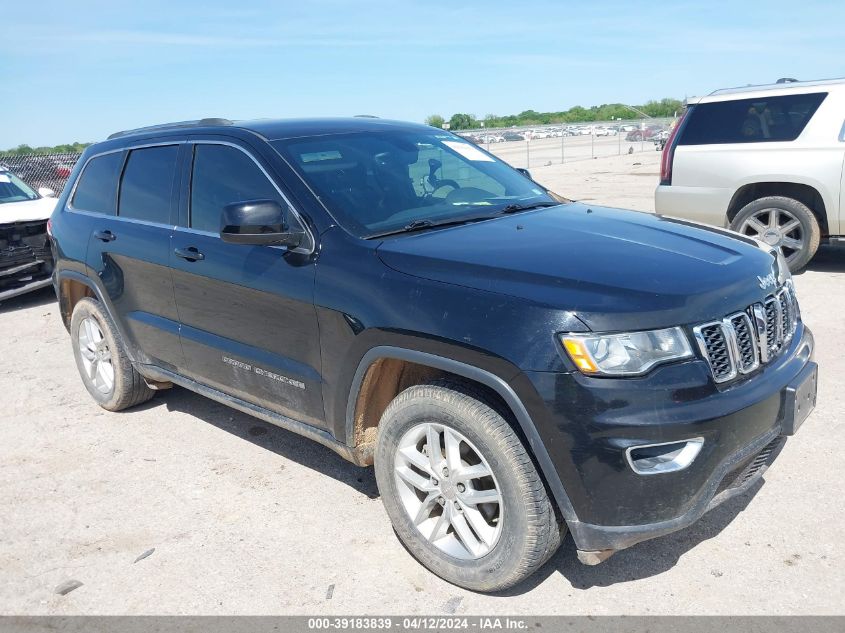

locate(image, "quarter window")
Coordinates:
118 145 179 224
190 144 284 233
678 92 827 145
71 152 123 215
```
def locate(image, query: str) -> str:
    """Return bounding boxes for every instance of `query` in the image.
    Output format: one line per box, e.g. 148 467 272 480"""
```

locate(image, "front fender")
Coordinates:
344 345 580 524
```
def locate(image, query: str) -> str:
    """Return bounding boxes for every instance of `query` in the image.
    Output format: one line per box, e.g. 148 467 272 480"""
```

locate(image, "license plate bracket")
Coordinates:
782 362 818 436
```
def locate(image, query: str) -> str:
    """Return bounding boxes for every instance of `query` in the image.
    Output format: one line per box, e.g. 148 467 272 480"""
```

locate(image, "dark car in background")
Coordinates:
626 125 666 141
49 117 817 592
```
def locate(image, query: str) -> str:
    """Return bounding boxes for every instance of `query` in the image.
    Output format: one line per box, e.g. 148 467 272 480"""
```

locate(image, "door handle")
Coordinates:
174 246 205 262
93 230 116 242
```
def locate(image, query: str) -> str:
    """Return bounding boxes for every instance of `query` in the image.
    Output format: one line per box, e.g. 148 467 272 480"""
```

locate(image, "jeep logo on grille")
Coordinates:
757 272 777 290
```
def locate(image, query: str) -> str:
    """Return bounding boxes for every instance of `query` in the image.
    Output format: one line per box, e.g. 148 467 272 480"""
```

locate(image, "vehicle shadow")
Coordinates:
132 384 766 592
152 386 380 498
497 479 764 595
800 244 845 274
0 285 56 313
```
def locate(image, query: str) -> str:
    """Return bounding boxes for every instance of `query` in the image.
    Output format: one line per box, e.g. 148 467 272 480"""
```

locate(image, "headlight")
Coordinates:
561 327 693 376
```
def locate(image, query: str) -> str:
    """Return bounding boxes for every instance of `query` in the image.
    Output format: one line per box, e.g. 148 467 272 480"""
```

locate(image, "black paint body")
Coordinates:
49 118 815 554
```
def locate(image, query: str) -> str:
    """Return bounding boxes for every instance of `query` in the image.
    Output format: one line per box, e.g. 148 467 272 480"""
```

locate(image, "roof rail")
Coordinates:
776 77 799 84
107 118 234 140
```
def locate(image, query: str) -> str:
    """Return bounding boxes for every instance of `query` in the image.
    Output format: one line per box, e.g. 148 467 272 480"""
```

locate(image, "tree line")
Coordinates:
3 98 684 152
0 142 91 156
426 98 684 131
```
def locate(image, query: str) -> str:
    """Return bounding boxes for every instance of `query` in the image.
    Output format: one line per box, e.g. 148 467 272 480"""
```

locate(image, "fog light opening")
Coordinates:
626 438 704 475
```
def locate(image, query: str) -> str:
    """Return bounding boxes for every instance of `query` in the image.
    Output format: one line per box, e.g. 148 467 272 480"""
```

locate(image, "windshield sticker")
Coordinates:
0 175 10 183
442 141 494 162
300 150 343 163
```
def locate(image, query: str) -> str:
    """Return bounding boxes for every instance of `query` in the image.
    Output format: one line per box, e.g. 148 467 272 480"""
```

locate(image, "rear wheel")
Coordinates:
374 380 563 592
731 196 821 272
70 297 154 411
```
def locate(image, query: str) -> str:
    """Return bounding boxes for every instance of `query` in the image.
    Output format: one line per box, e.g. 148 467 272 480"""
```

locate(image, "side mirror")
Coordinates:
220 199 303 248
38 187 56 198
516 167 533 180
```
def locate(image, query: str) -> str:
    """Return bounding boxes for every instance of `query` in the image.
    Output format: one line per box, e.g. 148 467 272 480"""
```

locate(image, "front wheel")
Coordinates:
374 381 563 592
731 196 821 272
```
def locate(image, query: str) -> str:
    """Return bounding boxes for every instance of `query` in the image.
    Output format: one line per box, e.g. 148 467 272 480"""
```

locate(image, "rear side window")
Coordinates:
190 144 283 233
71 152 123 215
679 92 827 145
118 145 179 224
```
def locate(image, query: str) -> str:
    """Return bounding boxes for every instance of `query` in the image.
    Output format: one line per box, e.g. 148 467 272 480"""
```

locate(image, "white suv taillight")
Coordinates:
659 110 687 185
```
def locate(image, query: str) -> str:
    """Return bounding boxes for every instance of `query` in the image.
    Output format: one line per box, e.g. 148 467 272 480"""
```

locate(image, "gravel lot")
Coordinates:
1 152 843 615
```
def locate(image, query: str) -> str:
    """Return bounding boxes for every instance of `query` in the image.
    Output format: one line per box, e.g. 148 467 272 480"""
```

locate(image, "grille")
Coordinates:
729 312 758 373
735 437 782 486
764 297 781 354
694 284 798 384
717 436 785 495
0 245 38 269
699 323 733 381
778 288 795 345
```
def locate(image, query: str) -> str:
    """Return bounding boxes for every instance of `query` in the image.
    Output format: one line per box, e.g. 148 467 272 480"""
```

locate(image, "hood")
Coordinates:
376 203 781 332
0 197 57 224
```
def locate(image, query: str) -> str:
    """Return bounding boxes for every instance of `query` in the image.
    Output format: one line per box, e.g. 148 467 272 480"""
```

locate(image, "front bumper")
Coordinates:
0 221 53 302
520 324 815 555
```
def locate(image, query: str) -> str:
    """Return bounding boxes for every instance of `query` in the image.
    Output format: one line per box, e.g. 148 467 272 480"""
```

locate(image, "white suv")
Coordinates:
655 77 845 271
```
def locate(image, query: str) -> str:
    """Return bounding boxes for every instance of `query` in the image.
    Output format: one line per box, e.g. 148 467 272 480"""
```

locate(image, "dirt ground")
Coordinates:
1 152 843 615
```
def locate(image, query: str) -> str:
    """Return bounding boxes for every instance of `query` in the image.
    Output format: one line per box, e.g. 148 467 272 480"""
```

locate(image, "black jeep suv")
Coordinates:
50 117 817 592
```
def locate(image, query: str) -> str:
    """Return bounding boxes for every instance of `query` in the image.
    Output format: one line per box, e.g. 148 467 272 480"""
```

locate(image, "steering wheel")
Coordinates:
429 180 460 197
426 158 460 197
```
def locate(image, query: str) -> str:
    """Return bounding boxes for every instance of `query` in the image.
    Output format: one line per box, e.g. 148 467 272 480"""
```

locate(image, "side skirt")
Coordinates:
137 363 369 467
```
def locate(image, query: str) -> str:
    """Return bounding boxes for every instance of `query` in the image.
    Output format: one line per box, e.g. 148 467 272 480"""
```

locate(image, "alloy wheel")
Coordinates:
393 422 503 560
77 316 114 394
737 207 805 265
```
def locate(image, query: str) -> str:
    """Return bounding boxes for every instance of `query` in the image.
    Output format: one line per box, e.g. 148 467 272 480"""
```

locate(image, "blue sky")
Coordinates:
1 0 843 148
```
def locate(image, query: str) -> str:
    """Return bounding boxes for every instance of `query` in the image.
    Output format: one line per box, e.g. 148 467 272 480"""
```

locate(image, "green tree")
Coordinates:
448 113 478 131
1 141 91 155
424 114 446 129
439 98 682 131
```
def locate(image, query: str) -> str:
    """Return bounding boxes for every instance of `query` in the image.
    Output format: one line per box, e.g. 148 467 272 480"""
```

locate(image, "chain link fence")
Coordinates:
0 152 82 195
0 118 676 193
453 118 675 169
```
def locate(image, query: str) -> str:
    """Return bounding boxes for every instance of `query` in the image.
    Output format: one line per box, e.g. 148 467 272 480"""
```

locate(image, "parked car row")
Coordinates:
460 122 665 145
0 153 78 195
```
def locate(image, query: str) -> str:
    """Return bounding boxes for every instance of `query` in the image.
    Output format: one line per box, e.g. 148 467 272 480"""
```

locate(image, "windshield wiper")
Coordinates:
499 201 560 214
365 215 496 239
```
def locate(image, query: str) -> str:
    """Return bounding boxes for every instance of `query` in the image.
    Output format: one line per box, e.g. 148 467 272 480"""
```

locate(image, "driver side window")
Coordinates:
190 144 289 233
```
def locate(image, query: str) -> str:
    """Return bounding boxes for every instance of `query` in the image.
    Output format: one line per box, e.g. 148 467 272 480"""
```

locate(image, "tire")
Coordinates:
374 380 563 592
70 297 154 411
730 196 821 272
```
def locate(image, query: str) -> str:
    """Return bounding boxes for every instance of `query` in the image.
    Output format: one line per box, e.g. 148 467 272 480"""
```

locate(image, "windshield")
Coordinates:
271 130 557 237
0 172 39 204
